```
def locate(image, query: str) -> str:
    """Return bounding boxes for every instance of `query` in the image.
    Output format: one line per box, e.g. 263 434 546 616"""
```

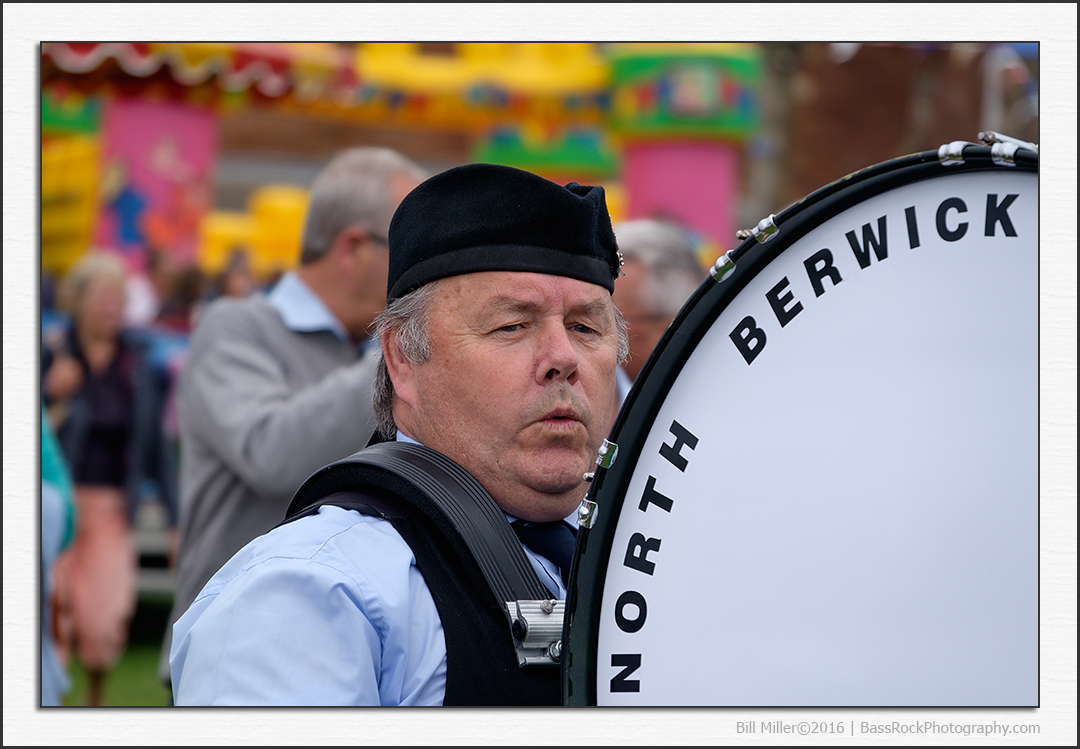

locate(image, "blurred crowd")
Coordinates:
39 148 709 706
39 244 263 706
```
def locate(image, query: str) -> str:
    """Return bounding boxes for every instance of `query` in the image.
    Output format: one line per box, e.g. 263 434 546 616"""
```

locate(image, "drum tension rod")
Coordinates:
735 213 779 244
979 130 1038 167
979 130 1038 153
940 131 1038 167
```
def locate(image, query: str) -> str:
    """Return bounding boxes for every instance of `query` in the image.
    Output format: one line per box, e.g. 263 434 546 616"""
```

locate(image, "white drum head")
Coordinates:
564 147 1038 707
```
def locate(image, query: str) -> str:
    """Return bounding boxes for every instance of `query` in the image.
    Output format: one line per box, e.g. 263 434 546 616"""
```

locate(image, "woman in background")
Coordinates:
42 252 177 706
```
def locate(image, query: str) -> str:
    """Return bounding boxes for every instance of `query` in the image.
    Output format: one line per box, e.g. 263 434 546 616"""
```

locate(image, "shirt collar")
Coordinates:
266 272 350 345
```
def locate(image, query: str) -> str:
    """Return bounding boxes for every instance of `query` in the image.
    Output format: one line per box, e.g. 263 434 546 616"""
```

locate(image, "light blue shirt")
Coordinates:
170 433 573 706
266 271 351 345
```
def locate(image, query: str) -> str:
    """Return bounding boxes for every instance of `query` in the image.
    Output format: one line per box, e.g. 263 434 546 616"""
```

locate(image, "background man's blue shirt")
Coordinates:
267 271 351 345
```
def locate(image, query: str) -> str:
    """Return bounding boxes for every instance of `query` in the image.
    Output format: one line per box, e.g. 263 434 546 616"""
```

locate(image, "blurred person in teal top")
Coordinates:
41 404 75 707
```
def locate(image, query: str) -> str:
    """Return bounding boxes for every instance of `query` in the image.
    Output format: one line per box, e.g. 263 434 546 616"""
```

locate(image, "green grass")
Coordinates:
61 593 174 707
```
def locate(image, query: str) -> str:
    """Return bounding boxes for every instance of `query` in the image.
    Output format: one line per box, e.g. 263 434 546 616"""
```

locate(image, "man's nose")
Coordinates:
537 324 580 385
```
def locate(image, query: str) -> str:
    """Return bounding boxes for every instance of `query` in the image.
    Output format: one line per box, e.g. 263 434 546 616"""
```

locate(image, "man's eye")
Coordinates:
497 323 522 333
572 323 597 335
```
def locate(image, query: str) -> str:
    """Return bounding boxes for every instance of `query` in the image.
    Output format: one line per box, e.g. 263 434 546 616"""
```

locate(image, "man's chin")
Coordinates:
525 444 591 482
525 466 590 502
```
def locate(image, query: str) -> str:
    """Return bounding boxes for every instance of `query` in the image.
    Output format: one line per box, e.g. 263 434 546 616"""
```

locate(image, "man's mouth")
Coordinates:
537 408 582 429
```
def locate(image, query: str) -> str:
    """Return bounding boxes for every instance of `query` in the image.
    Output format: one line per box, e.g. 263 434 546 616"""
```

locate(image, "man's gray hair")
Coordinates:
300 147 427 264
370 279 630 441
613 218 706 316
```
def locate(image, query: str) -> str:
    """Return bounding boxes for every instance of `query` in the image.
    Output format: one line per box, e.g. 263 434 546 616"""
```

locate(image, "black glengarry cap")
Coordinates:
386 163 621 302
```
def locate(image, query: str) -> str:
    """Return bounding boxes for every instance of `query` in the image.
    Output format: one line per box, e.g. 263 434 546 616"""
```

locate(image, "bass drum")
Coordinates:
563 140 1039 707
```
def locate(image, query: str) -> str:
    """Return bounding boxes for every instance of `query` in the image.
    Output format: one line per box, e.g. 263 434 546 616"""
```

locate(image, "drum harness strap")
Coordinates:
282 440 565 668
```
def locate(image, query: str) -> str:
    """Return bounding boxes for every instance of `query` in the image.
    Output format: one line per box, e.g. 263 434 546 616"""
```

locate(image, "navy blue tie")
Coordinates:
511 520 578 586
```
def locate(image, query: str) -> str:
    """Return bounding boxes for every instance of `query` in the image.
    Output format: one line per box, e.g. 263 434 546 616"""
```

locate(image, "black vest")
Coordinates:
283 442 562 706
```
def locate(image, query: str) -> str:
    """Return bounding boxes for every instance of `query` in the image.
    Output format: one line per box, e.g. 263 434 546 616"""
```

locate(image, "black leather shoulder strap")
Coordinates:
284 441 552 604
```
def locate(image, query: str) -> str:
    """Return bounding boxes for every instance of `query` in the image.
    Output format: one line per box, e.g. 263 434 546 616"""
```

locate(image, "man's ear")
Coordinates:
329 226 367 273
381 327 419 411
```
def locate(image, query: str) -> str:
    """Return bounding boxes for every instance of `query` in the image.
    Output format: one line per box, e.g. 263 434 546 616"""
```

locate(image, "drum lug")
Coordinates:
990 141 1019 167
938 139 978 165
595 438 619 468
576 498 599 529
710 251 737 282
582 439 618 523
735 213 779 244
583 439 618 482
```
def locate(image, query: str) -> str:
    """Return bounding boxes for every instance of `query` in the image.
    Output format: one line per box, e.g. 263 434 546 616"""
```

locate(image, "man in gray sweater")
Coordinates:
159 147 426 686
